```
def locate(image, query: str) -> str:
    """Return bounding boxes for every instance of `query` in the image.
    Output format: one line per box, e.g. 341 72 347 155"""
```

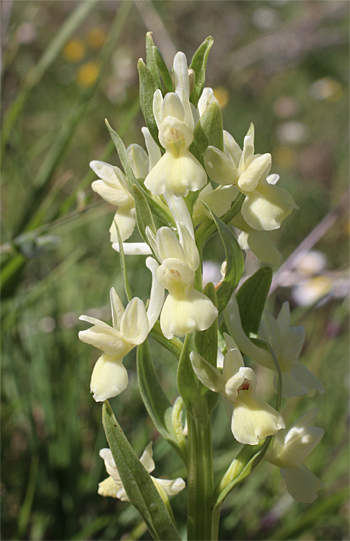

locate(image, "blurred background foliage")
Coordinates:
1 1 349 540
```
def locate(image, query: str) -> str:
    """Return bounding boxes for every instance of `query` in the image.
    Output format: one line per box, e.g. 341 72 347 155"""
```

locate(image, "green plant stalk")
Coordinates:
186 412 214 541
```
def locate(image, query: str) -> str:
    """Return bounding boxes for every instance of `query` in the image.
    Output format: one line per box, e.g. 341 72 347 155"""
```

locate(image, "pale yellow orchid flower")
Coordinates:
146 223 218 339
145 52 207 197
90 160 135 243
98 443 185 500
265 409 324 503
190 334 285 445
204 130 298 231
224 297 324 398
79 260 164 401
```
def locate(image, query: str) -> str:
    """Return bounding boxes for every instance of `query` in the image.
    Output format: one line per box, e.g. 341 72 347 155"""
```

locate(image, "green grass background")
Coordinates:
1 1 349 540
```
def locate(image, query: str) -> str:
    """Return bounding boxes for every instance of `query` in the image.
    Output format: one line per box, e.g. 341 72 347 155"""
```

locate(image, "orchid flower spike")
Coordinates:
144 52 207 197
224 296 324 398
146 223 218 339
204 129 298 231
265 409 324 503
190 333 285 445
78 261 164 401
98 443 186 500
90 161 136 243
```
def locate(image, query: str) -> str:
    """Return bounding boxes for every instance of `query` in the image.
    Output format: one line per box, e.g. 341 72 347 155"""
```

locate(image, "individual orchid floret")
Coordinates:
98 442 186 500
192 183 238 226
79 264 164 401
265 409 324 503
144 53 207 197
204 129 298 231
90 160 136 243
224 296 324 398
231 212 282 265
190 334 285 445
127 127 162 179
146 223 218 339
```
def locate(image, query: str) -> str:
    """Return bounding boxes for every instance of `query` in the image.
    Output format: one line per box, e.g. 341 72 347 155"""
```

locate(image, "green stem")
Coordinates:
187 412 214 540
211 504 221 541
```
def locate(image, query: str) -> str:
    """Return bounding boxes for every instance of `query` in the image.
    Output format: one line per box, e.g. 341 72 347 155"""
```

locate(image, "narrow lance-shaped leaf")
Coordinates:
189 36 214 106
236 266 272 337
102 402 182 541
189 101 224 165
154 47 174 93
137 339 187 464
202 203 244 314
114 219 132 302
132 184 157 246
105 120 138 188
138 59 161 146
145 32 163 90
195 193 245 252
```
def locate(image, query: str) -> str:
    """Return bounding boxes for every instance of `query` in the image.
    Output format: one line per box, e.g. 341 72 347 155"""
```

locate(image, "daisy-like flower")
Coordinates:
224 296 324 398
98 442 185 500
79 260 164 401
144 52 207 197
265 409 324 503
204 129 298 231
146 223 218 339
190 333 285 445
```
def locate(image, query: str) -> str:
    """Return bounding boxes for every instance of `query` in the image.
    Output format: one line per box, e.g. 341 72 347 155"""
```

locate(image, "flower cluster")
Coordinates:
79 37 324 508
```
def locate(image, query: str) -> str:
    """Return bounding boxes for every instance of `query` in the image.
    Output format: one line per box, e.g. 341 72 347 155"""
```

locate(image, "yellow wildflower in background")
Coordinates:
213 86 229 108
87 27 106 50
63 39 86 63
77 62 99 87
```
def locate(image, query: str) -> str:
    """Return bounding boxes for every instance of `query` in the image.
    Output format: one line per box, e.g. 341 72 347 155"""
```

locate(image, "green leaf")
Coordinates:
236 266 272 336
213 437 271 509
202 204 244 313
145 33 162 90
195 193 245 253
190 101 224 165
137 59 160 146
105 120 138 188
150 321 183 360
132 184 157 242
114 219 132 302
189 36 214 107
154 48 174 93
177 283 219 415
137 339 187 463
102 402 182 541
